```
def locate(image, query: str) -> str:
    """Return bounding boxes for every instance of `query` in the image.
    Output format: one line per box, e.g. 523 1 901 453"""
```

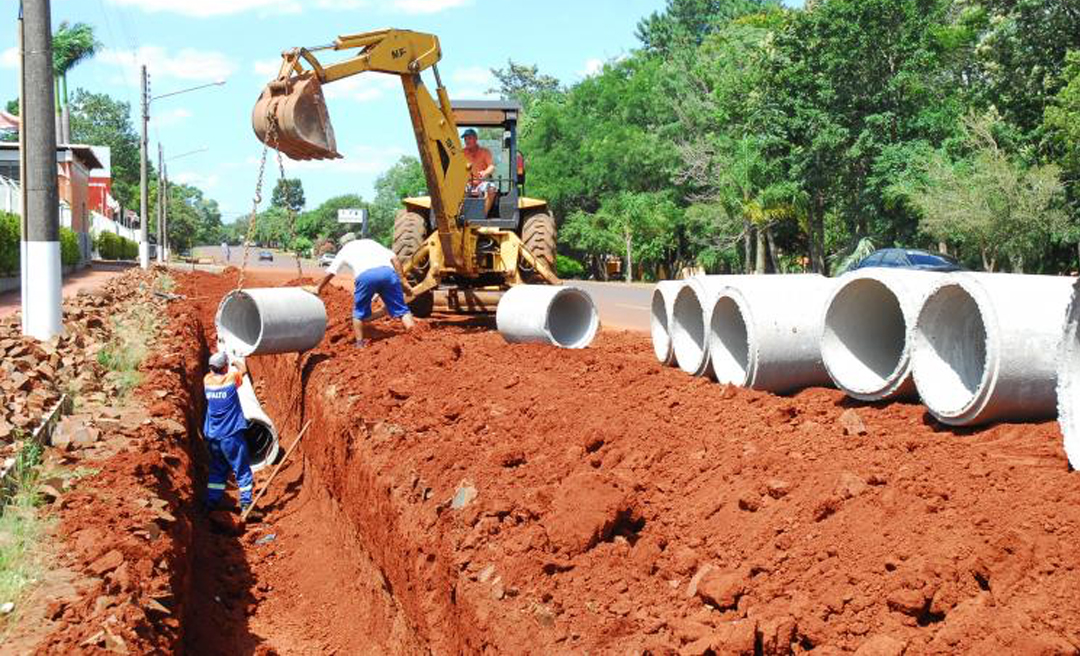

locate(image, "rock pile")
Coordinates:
0 268 163 456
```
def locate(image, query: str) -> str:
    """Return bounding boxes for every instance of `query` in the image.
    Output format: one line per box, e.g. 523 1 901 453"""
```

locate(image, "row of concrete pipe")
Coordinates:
654 271 1080 469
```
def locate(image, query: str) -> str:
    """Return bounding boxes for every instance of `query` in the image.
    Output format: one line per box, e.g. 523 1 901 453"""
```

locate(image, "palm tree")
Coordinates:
52 21 100 143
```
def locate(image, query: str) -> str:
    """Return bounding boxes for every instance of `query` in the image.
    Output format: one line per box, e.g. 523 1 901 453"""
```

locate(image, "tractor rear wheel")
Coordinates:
521 212 556 281
393 210 433 318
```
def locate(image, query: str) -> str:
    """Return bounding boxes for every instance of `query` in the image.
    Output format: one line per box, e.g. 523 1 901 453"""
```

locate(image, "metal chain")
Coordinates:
236 120 273 291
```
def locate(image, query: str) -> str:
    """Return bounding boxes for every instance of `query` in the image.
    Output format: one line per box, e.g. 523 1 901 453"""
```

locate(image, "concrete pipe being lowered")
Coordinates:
670 275 743 377
1055 279 1080 468
236 372 280 472
496 285 599 349
821 269 942 401
707 274 835 393
912 272 1073 426
215 287 327 356
651 280 684 366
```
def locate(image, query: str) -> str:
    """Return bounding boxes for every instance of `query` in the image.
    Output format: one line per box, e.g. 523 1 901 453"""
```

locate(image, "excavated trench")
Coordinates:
177 298 453 653
160 269 1080 655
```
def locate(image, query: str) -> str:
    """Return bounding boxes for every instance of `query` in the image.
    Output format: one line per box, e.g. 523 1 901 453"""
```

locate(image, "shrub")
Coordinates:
0 211 18 276
96 231 138 260
556 254 585 279
59 227 80 266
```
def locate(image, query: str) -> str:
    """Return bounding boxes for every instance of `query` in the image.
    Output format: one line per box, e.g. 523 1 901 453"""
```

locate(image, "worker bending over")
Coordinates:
203 351 254 514
306 235 415 347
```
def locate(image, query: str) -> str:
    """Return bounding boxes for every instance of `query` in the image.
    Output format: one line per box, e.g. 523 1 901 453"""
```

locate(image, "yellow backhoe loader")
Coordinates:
252 28 559 316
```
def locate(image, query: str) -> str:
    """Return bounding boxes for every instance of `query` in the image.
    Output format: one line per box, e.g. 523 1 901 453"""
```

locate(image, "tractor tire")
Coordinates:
521 213 557 281
393 210 434 318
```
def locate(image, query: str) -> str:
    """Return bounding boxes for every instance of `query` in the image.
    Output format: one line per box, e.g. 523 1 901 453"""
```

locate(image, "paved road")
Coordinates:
193 246 655 332
572 281 652 333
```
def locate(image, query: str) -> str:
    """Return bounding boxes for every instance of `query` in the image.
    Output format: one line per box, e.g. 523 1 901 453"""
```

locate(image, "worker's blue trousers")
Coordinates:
205 430 254 507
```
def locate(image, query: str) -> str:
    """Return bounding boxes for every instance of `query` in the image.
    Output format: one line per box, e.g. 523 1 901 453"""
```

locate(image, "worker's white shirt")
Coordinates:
327 239 396 277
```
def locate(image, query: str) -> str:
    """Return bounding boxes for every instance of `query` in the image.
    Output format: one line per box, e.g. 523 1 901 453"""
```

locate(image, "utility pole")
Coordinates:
21 0 62 340
156 142 163 264
162 162 169 261
139 64 149 269
17 2 27 331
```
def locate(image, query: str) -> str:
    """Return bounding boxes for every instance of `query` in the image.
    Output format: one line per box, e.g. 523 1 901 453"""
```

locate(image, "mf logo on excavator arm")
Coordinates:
391 47 407 59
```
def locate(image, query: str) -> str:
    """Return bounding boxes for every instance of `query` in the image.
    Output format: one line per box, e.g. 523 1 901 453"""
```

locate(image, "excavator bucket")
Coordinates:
252 72 342 161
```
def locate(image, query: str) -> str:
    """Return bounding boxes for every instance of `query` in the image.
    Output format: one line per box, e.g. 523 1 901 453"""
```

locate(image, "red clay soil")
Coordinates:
171 269 1080 655
26 286 208 654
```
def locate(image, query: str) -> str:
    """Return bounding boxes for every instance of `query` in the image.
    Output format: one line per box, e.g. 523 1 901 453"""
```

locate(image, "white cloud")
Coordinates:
106 0 371 17
449 66 497 99
285 144 408 174
253 58 282 79
152 107 192 127
98 46 236 86
172 170 220 189
106 0 301 18
582 58 604 77
0 47 17 70
391 0 471 14
316 0 368 7
322 74 400 103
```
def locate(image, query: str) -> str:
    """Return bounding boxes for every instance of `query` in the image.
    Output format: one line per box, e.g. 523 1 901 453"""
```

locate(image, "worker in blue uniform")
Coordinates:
203 351 254 514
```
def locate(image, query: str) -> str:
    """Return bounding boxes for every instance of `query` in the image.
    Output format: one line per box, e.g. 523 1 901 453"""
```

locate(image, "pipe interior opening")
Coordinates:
822 279 906 393
244 419 278 469
650 290 671 362
218 293 262 355
547 289 598 349
916 285 987 414
709 296 750 385
672 287 706 373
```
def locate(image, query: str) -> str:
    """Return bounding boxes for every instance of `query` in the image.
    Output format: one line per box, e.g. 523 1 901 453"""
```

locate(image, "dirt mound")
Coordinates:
173 269 1080 653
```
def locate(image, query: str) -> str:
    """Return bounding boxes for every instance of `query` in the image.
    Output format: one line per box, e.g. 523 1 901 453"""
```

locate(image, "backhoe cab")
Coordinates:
395 100 557 309
250 29 559 317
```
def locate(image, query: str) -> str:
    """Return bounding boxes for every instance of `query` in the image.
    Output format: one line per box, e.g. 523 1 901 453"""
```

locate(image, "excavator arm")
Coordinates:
252 29 468 268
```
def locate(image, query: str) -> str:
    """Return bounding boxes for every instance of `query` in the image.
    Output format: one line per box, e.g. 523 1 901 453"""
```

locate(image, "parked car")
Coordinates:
258 250 274 262
318 252 336 267
851 248 964 272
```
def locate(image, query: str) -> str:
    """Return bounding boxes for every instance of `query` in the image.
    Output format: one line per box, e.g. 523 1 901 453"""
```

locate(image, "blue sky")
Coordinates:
0 0 676 222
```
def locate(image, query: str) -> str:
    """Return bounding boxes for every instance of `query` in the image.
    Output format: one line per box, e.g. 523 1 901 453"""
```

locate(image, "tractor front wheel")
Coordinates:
393 210 433 318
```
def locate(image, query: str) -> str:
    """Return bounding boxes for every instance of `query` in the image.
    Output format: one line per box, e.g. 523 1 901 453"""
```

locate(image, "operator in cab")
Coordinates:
203 351 254 515
305 234 416 348
462 128 497 216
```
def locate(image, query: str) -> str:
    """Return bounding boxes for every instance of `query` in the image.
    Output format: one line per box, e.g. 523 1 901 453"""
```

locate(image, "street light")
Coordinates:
140 72 226 269
167 146 209 162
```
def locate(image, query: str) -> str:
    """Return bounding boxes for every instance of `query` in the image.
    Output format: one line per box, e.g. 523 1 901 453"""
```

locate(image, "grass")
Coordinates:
0 440 49 614
155 273 176 294
95 292 165 402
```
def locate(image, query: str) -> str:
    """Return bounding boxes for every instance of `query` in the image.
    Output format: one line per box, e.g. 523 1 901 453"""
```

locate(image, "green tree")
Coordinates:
68 89 144 209
52 22 99 136
297 194 370 244
270 178 305 212
911 113 1068 272
636 0 771 53
371 156 426 244
490 60 561 112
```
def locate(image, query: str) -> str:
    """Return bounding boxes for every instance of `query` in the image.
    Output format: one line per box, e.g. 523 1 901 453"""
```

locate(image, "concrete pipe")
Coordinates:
1055 279 1080 468
236 373 279 472
496 285 599 349
215 287 327 357
650 281 684 366
707 274 835 392
912 272 1073 426
821 269 943 401
670 276 743 377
